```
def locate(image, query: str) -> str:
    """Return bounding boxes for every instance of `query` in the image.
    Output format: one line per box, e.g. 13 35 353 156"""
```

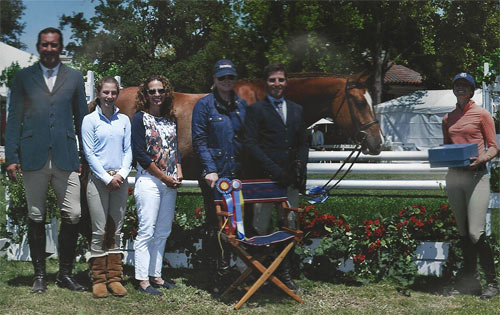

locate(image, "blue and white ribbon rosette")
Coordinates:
306 186 329 204
216 178 246 240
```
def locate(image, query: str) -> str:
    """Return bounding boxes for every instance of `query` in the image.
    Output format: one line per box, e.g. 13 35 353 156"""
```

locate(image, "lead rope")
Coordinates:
304 132 367 203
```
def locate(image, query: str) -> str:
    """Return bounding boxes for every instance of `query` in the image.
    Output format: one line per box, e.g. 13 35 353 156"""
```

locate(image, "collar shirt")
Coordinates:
40 62 61 92
443 99 498 161
267 95 287 123
81 105 132 184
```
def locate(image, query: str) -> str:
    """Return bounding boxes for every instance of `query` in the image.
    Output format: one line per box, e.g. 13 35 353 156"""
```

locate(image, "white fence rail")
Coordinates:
126 151 447 190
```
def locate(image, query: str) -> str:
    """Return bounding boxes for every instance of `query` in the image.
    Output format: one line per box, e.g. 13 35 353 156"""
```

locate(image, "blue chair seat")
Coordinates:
239 231 295 246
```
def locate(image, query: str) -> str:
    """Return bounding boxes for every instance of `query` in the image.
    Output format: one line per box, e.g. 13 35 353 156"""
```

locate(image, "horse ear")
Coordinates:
350 70 373 86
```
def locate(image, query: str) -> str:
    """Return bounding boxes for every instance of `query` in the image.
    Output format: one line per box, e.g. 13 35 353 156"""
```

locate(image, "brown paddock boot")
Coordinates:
90 256 108 298
107 253 127 297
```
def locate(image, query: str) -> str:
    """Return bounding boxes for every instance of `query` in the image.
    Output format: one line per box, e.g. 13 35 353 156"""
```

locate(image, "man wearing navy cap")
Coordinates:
192 59 247 289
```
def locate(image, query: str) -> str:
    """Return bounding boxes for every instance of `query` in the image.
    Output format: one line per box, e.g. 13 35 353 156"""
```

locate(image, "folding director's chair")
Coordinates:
213 178 304 310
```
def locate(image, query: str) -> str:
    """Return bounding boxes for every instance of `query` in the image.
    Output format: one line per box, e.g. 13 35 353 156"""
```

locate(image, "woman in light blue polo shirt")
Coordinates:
82 76 132 298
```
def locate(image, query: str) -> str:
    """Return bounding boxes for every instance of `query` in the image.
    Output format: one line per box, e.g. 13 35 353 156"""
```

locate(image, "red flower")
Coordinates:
353 254 366 263
374 219 380 225
416 220 425 227
374 227 385 237
399 209 405 216
194 207 204 219
128 187 133 195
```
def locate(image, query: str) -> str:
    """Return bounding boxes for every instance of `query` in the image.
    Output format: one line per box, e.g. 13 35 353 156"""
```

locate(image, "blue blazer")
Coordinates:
244 96 308 181
5 63 88 171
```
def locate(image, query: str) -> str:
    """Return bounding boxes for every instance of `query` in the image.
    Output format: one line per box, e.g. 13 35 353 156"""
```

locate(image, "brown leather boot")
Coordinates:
107 253 127 297
90 256 108 298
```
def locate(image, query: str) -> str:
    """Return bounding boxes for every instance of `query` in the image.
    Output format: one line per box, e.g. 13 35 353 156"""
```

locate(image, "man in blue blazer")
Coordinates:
5 27 88 293
244 63 308 291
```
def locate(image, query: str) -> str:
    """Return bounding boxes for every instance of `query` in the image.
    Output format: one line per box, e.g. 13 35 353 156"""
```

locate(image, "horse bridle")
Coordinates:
332 78 379 146
306 78 380 197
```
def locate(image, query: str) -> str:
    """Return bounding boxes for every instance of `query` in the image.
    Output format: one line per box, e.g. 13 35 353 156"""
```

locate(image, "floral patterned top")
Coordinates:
131 111 181 177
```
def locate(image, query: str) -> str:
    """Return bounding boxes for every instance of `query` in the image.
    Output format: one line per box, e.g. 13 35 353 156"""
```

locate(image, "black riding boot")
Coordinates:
448 236 481 296
27 219 47 293
477 234 499 299
55 222 85 291
278 255 300 291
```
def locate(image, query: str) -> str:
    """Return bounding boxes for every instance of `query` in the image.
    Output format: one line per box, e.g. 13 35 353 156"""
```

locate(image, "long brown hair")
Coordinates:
135 75 174 118
88 76 120 113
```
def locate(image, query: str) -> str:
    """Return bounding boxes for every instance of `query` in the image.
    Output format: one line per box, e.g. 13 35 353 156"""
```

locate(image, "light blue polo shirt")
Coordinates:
81 105 132 184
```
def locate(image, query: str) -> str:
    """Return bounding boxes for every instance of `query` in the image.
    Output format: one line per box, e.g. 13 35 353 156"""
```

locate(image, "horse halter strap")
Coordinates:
307 78 379 197
333 78 379 146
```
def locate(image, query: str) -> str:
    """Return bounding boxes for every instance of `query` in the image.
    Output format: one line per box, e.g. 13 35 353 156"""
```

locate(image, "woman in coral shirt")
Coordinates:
442 72 498 299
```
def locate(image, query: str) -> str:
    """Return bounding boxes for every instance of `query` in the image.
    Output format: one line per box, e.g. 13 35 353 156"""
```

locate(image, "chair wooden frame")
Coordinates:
214 179 304 310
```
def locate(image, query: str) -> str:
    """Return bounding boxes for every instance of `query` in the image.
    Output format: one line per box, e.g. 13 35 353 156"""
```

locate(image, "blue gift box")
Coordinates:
428 144 478 168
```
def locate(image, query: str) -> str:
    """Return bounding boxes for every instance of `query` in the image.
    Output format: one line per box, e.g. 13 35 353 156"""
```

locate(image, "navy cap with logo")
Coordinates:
214 59 237 78
452 72 475 97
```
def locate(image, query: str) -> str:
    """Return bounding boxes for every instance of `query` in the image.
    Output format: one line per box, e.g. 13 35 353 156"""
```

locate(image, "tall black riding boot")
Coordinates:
27 219 47 293
448 236 481 296
55 222 85 291
278 255 300 291
477 234 499 299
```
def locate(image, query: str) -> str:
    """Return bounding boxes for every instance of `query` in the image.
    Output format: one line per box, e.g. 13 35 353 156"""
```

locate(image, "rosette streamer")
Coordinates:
216 178 246 239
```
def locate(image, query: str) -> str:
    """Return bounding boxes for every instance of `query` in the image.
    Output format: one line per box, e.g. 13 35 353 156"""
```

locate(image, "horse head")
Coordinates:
334 71 383 155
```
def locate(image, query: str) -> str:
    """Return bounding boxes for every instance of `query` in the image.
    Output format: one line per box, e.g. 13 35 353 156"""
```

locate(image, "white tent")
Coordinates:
307 118 334 129
374 89 492 150
0 42 38 97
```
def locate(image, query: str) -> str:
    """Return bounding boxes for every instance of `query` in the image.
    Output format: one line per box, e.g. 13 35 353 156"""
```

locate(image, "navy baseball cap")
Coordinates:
214 59 237 78
453 72 475 89
452 72 475 97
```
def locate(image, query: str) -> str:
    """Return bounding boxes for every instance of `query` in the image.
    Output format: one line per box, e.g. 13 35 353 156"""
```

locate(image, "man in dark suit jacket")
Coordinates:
5 27 88 293
244 63 308 291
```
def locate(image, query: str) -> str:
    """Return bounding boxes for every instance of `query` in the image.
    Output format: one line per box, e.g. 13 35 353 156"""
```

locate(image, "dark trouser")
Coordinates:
198 178 231 272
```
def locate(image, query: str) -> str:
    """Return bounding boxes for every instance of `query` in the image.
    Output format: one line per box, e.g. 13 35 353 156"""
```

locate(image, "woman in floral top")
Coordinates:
131 75 183 296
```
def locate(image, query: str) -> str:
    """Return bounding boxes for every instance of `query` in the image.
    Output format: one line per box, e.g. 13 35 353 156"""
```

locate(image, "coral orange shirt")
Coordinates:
442 100 498 162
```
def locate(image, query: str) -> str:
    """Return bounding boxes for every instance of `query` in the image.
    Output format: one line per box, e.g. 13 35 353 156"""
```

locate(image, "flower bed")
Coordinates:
297 203 462 288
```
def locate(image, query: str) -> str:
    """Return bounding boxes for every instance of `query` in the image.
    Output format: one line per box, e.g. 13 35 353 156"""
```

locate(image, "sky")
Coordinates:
19 0 97 55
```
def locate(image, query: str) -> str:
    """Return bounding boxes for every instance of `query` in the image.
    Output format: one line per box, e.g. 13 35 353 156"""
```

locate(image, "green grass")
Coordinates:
0 256 499 314
1 174 500 312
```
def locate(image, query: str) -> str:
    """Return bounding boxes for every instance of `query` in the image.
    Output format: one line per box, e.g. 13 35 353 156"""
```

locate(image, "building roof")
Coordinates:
384 64 422 85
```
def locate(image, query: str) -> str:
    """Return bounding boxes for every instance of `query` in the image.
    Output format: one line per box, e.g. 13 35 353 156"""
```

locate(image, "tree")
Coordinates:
0 0 26 49
415 0 500 89
60 0 237 91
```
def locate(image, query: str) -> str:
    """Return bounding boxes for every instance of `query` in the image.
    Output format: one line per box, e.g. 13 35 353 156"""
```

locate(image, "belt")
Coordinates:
106 170 119 176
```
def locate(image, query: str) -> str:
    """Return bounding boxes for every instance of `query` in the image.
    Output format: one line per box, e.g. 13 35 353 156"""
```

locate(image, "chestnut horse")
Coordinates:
113 72 383 179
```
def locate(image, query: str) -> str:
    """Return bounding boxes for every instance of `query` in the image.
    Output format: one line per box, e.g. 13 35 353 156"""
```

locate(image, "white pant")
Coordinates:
134 168 177 280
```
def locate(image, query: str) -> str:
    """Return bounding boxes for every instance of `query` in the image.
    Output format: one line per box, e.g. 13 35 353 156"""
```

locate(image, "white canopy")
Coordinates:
0 42 38 97
374 89 488 149
307 118 334 129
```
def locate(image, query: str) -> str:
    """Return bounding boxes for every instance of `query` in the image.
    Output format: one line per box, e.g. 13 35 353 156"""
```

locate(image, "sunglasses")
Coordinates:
268 78 286 83
40 42 60 48
217 75 236 81
101 90 118 96
148 88 166 95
